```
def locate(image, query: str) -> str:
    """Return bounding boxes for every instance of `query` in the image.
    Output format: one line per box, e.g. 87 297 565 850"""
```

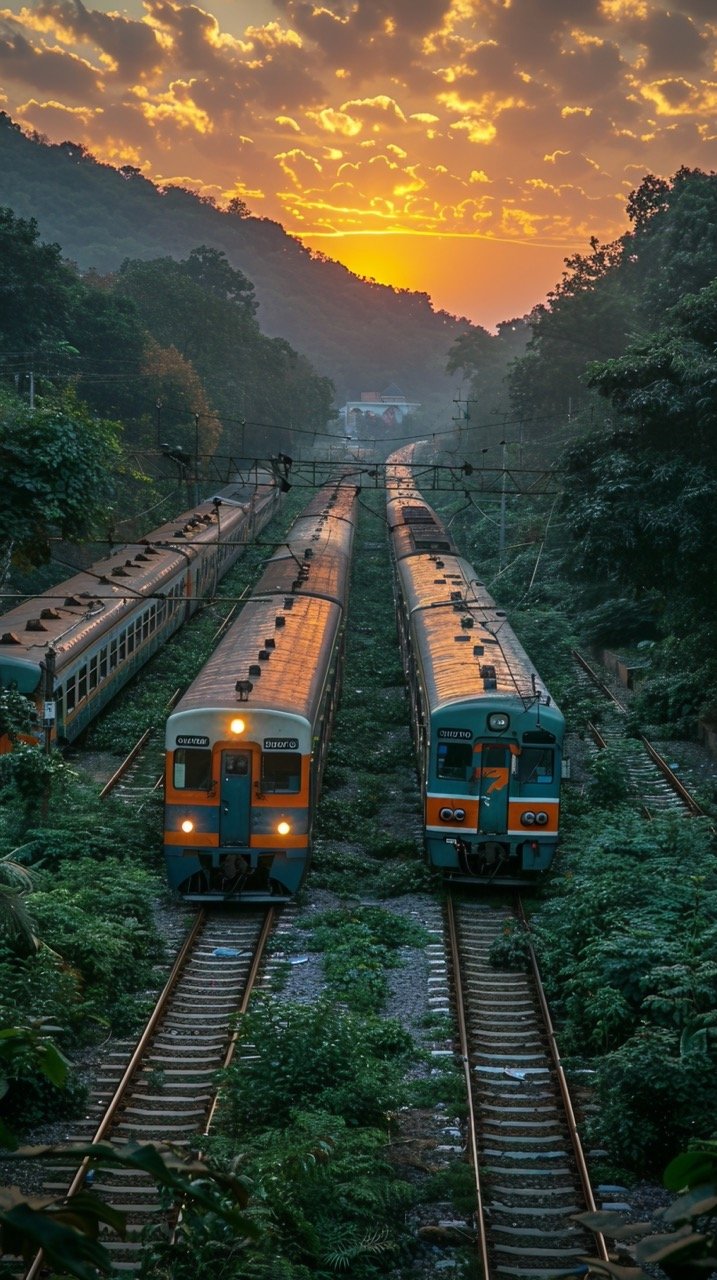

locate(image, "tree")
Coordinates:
0 389 121 567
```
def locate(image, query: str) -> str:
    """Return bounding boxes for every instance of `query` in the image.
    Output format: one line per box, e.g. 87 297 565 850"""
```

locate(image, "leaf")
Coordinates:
36 1040 70 1088
663 1185 717 1224
664 1151 717 1192
0 1202 112 1278
635 1229 713 1263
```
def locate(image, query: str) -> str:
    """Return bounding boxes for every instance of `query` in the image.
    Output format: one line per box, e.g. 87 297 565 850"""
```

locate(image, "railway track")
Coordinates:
14 908 276 1279
447 896 609 1278
572 649 706 818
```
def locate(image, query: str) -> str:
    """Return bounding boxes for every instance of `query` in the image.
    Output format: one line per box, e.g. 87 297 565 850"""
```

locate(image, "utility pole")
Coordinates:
41 647 56 755
499 439 507 568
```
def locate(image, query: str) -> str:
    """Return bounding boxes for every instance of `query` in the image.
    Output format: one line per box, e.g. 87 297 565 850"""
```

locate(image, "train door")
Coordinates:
474 745 510 834
220 750 252 845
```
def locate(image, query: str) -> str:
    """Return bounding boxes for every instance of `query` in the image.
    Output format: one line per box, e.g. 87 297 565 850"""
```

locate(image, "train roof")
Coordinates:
169 593 342 723
0 478 273 679
396 550 561 715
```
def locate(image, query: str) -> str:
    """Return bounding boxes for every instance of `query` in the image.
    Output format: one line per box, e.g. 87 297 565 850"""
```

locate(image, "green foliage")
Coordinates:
0 689 34 745
578 1141 717 1278
299 906 428 1012
535 807 717 1172
0 1021 69 1148
0 1139 256 1280
0 390 122 568
219 999 416 1134
488 920 531 972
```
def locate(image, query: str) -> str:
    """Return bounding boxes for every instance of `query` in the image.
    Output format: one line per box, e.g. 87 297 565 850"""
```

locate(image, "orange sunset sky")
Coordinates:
0 0 715 329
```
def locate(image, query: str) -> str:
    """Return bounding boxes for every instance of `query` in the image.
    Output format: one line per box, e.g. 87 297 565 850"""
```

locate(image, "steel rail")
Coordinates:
22 911 208 1280
639 734 706 817
445 896 491 1278
516 898 610 1268
98 726 153 798
571 649 628 713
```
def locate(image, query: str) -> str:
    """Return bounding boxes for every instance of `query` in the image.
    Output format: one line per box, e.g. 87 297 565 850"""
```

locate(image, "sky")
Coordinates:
0 0 715 330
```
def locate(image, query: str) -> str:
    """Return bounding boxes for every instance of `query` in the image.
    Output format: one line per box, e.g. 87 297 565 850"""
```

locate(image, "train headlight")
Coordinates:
487 713 510 732
230 717 245 735
277 820 291 836
453 808 466 822
181 819 195 834
535 811 549 826
439 807 454 822
521 811 536 826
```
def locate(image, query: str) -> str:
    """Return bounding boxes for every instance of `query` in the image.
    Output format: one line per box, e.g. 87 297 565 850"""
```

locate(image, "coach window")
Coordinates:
437 742 473 780
173 748 212 790
126 624 135 655
66 675 76 712
99 647 108 679
89 655 98 691
261 752 301 793
142 611 150 641
78 665 88 701
517 747 553 785
118 632 126 661
109 638 118 670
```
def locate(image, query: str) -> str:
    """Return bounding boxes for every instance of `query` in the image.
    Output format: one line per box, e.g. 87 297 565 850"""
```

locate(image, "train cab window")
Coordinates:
517 747 553 785
174 748 212 790
437 742 473 780
261 752 301 793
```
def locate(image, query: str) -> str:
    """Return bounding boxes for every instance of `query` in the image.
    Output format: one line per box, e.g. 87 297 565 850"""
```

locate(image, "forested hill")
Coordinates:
0 113 473 407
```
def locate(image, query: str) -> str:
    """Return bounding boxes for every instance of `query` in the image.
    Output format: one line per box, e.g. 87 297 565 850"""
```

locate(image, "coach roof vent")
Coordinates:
258 649 271 661
1 632 21 645
283 597 294 609
264 637 276 649
275 615 286 628
111 566 131 577
64 595 83 607
248 664 262 677
26 618 48 632
235 679 253 700
40 609 61 620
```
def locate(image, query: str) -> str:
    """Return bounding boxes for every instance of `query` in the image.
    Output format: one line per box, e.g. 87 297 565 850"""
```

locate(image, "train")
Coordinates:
386 446 564 885
0 471 280 754
163 477 358 902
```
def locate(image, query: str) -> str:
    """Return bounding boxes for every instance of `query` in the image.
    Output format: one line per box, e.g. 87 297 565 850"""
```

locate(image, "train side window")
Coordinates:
437 742 473 780
142 611 150 641
89 655 98 690
110 638 118 670
99 647 108 679
173 748 212 790
261 752 301 793
78 665 88 701
119 632 126 661
65 676 76 712
517 747 553 785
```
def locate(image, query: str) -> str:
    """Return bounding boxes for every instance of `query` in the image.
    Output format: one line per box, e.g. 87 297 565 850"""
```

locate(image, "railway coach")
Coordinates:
387 446 564 886
163 478 358 902
0 472 279 753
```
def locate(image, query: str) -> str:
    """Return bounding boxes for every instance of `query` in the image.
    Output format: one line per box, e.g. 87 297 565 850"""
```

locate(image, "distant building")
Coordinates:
341 384 420 438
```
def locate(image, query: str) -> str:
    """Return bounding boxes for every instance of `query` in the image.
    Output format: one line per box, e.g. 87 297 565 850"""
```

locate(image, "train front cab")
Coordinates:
425 704 563 884
164 712 312 902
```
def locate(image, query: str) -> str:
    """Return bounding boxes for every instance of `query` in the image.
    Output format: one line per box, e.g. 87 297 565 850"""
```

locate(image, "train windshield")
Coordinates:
437 742 473 780
517 747 553 784
261 752 301 793
174 748 212 790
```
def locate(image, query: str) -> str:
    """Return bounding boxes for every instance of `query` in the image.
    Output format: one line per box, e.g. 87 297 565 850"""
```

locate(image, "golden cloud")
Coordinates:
133 81 211 134
306 106 362 135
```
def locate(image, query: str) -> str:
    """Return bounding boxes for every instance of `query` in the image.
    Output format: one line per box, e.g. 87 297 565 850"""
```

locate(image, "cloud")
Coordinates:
633 9 708 71
0 26 102 98
32 1 163 79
